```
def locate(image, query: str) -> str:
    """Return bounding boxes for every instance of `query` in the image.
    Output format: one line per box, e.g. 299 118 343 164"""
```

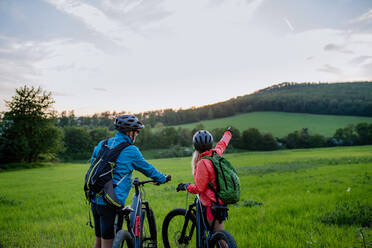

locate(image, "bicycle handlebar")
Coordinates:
133 175 171 187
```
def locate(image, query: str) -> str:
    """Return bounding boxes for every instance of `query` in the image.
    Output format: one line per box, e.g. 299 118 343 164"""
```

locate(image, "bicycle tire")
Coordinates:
112 230 134 248
162 208 196 248
140 207 157 248
209 230 237 248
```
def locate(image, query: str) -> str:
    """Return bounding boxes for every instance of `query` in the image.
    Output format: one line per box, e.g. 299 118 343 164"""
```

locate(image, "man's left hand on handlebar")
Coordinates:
165 175 171 183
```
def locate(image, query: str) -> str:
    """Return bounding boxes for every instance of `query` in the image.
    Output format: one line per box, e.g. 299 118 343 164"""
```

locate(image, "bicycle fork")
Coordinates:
178 203 197 246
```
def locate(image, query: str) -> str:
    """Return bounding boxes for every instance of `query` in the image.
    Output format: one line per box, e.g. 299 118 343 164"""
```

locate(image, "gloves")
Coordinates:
176 183 190 192
226 126 233 135
165 175 172 183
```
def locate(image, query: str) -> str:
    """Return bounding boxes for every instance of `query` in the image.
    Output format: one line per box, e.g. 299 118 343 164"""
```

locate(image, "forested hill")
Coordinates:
136 81 372 127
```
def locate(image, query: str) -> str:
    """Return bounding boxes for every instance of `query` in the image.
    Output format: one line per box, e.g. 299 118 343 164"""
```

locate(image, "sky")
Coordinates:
1 0 372 116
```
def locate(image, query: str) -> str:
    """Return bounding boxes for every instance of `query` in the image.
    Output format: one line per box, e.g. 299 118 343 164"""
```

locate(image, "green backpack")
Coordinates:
202 152 240 205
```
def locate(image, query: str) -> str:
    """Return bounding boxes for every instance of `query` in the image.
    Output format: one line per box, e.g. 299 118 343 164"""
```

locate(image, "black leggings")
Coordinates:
91 203 122 239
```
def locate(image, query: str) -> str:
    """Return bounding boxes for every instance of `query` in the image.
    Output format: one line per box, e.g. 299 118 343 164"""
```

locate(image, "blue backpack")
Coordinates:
84 139 130 208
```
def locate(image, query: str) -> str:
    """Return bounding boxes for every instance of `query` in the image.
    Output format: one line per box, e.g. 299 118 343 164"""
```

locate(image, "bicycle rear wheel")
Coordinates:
209 230 237 248
162 208 196 248
112 230 134 248
140 207 157 248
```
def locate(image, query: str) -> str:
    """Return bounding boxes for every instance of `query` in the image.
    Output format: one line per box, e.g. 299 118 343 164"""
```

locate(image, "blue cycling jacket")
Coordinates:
90 131 166 206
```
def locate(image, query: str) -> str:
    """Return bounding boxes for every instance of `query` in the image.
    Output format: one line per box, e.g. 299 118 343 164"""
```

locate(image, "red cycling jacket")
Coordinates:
186 131 232 207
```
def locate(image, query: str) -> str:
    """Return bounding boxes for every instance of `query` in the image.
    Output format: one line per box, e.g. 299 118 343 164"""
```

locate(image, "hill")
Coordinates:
168 111 372 137
137 81 372 127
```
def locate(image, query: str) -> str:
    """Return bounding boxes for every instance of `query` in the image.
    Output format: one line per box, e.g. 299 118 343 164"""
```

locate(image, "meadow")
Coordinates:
169 112 372 137
1 145 372 247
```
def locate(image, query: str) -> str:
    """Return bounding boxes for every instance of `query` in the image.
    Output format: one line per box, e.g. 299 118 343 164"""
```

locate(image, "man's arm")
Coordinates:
129 146 166 183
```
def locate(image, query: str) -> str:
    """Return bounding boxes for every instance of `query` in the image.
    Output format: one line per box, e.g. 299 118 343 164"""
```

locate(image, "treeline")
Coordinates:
2 85 372 165
56 82 372 128
57 122 372 161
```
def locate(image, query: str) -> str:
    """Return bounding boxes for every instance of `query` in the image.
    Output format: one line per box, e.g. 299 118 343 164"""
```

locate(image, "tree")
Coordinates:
241 128 262 150
260 133 278 150
62 126 93 160
0 86 64 163
355 123 372 145
333 124 358 145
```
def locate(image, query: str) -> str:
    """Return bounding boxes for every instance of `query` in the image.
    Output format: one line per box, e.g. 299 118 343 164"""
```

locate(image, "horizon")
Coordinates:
51 80 372 117
1 0 372 115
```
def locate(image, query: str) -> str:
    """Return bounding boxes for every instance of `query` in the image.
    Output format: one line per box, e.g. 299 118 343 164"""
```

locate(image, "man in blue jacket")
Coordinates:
90 115 169 248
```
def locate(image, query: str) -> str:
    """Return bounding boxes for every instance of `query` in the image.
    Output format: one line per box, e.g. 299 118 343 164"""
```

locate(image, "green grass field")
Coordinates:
169 112 372 137
1 145 372 247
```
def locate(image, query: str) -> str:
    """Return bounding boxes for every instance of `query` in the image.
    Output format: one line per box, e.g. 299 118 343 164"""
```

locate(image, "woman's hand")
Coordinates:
176 183 190 192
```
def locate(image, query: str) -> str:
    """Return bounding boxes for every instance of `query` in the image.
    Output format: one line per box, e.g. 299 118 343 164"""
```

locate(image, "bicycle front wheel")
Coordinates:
209 230 237 248
140 207 157 248
162 208 196 248
112 230 134 248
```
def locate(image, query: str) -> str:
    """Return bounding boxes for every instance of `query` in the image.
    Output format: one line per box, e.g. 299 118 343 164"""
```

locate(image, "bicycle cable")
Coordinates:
185 191 189 215
141 185 146 201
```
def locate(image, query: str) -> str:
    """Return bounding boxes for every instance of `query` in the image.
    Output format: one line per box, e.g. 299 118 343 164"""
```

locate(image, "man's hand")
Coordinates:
165 175 172 183
176 183 190 192
226 126 233 135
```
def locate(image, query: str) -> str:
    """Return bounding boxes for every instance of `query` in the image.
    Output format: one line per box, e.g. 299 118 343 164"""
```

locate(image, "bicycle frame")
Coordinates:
182 194 215 248
114 177 157 248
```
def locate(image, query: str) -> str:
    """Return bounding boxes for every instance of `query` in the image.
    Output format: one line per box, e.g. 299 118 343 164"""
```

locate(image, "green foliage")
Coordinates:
0 86 64 163
320 201 372 227
333 124 358 145
355 123 372 145
153 145 193 158
61 126 93 161
240 128 278 150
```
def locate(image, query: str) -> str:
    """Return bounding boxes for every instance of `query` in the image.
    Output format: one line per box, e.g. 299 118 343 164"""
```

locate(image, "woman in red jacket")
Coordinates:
177 128 232 232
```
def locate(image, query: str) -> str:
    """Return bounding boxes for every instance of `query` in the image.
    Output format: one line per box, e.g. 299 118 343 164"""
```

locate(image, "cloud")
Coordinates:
43 0 171 47
51 91 73 96
348 9 372 32
93 88 107 92
349 55 372 65
323 43 354 54
362 62 372 77
350 9 372 24
284 18 294 32
0 36 47 89
317 64 343 75
101 0 171 29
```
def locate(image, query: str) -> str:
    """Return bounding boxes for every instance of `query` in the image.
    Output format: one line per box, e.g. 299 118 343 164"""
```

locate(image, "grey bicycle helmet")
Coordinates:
114 115 144 132
193 130 213 152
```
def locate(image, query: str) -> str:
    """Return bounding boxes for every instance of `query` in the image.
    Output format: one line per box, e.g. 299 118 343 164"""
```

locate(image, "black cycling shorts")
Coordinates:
91 203 122 239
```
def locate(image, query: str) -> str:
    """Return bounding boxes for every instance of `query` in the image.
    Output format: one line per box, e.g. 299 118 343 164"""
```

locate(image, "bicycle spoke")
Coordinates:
167 215 195 248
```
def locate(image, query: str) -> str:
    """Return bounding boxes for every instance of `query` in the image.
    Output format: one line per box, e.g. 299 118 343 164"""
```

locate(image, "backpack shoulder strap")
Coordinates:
112 142 131 152
96 139 109 158
201 152 223 205
106 142 131 161
110 142 131 188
